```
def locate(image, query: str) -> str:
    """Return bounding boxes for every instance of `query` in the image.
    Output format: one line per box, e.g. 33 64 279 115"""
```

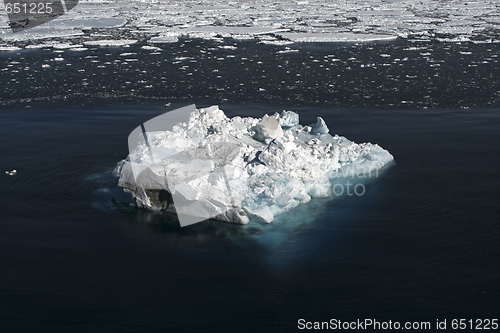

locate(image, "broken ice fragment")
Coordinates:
253 114 283 143
310 117 329 135
277 110 300 128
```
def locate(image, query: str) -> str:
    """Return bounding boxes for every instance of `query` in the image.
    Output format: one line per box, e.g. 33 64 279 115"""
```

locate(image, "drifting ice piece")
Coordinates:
114 105 394 226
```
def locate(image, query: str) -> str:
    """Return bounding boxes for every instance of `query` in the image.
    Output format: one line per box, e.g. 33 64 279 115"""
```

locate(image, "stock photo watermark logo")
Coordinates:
127 105 241 227
3 0 79 32
329 165 380 197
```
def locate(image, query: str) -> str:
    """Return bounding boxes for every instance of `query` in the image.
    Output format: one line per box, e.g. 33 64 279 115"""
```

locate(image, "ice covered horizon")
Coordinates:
1 0 500 49
113 105 393 226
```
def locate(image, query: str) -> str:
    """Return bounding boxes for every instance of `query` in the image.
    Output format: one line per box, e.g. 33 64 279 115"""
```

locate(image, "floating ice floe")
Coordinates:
149 36 179 44
141 45 162 51
181 26 289 36
277 32 398 43
0 46 21 51
83 39 138 47
52 43 84 49
114 105 393 227
1 27 85 41
1 0 500 46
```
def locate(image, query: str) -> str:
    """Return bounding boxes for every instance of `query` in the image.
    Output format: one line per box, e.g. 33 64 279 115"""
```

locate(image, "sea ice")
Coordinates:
114 105 393 226
83 39 137 47
2 0 499 47
149 36 179 44
0 46 20 51
277 32 398 43
253 114 283 142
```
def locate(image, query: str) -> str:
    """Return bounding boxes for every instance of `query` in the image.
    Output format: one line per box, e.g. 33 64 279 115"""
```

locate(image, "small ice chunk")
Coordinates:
149 36 178 44
244 206 274 223
215 208 249 224
202 105 225 119
142 45 162 51
277 110 299 128
310 117 329 134
254 114 283 142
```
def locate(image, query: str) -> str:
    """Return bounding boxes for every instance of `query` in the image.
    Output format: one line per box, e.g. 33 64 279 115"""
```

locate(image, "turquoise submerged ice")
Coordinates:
114 106 393 224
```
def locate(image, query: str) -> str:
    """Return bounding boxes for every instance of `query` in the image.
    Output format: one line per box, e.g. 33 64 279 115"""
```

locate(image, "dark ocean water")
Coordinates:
1 40 499 332
1 38 500 109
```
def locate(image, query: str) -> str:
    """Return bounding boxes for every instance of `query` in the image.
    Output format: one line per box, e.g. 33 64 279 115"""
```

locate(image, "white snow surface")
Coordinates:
1 0 500 45
114 106 393 225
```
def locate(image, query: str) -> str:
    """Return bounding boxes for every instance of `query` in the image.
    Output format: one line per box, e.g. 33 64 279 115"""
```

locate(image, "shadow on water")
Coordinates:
88 160 395 267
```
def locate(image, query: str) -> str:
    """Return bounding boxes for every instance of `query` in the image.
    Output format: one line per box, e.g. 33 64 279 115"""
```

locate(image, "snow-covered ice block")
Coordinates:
310 117 329 134
253 114 283 142
276 110 300 128
114 105 394 227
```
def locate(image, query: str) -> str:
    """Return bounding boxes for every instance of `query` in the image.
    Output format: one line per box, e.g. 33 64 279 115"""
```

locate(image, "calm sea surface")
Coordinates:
0 39 499 332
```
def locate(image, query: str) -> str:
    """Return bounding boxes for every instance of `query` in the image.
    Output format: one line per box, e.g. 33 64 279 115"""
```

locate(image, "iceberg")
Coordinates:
113 105 393 227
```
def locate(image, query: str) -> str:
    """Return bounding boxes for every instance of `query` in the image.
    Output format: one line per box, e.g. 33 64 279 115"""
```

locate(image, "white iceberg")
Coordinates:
114 105 393 226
